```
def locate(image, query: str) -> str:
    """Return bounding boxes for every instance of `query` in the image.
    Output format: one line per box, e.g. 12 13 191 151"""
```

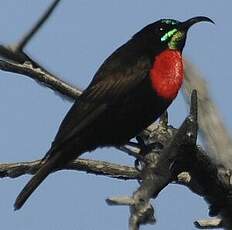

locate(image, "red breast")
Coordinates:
149 49 184 100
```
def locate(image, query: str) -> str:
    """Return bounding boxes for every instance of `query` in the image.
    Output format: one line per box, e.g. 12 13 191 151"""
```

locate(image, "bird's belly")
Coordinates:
80 89 171 150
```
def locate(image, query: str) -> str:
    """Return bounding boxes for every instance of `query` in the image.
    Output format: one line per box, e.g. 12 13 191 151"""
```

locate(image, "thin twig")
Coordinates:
14 0 61 52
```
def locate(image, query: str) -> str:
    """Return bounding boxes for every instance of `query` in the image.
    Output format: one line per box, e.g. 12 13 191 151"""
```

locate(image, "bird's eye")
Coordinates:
159 27 164 31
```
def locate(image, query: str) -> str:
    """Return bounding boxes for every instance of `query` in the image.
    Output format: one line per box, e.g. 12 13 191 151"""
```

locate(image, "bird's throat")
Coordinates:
149 49 183 100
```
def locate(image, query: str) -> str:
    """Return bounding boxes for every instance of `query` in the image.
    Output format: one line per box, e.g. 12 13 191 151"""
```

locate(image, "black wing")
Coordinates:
52 41 152 149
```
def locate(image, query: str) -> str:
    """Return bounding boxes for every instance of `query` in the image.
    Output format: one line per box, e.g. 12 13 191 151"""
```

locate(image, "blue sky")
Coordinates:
0 1 230 229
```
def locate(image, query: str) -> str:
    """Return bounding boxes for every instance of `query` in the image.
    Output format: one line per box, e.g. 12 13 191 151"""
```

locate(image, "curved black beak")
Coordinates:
180 16 214 31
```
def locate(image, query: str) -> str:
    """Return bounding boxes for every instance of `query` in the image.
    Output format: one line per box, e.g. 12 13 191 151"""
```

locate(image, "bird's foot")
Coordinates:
136 136 164 156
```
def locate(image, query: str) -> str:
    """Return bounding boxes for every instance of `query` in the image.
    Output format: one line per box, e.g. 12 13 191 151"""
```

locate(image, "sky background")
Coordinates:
0 1 230 229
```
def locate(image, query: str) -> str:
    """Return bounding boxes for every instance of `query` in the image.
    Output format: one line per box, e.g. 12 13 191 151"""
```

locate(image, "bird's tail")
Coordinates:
14 150 63 210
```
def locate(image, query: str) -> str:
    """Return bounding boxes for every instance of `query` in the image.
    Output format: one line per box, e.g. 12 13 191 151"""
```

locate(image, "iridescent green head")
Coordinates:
133 16 214 52
159 19 182 49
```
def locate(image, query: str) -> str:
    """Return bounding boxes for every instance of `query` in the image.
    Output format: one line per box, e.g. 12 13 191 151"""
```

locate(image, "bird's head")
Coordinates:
133 16 214 52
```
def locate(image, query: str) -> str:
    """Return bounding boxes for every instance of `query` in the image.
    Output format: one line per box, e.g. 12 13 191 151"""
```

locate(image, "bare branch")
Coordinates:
14 0 61 52
0 1 61 65
194 218 223 229
0 158 139 180
0 60 81 99
0 0 80 101
0 45 39 66
106 196 134 206
118 144 141 159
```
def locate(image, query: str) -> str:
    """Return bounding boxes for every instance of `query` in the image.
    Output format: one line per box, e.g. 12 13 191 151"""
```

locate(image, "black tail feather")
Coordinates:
14 151 62 210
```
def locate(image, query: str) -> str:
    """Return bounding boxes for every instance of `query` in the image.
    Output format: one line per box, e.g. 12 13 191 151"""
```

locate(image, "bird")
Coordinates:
14 16 214 210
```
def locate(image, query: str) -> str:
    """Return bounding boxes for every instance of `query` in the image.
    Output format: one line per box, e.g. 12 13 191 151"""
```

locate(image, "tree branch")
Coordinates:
195 218 223 229
0 158 139 181
0 0 60 65
14 0 61 52
0 0 82 100
0 60 81 99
